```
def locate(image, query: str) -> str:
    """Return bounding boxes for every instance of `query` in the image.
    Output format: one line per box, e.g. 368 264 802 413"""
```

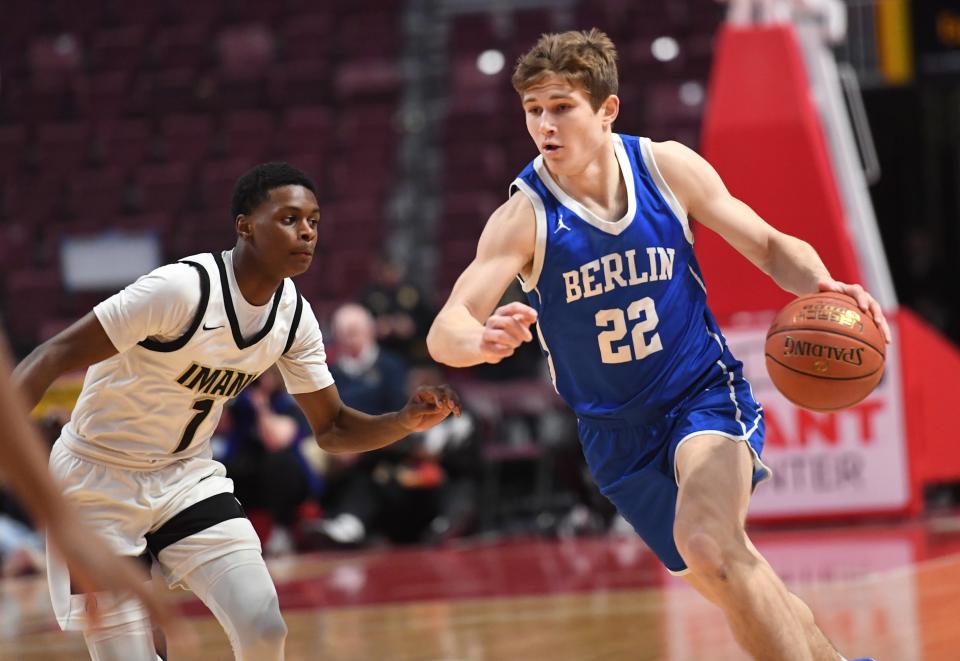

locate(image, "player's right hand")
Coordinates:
480 302 538 363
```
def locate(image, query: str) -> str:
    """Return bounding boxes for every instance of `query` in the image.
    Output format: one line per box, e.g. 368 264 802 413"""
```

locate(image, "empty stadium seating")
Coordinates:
0 0 723 353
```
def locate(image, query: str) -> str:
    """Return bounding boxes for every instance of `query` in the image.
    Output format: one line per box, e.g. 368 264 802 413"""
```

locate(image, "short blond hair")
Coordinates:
511 28 619 111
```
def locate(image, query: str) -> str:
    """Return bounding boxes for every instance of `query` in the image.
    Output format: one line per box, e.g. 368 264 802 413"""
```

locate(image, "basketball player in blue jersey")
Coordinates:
13 162 460 661
428 30 887 661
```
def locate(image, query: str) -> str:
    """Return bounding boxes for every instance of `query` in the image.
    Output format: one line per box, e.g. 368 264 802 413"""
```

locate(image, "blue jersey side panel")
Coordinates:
512 134 737 423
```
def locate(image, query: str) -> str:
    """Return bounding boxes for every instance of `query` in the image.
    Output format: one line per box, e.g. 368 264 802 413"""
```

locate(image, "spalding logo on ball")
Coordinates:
764 292 885 412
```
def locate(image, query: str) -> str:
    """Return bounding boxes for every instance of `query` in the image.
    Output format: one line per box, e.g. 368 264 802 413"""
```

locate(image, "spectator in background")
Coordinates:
360 256 435 366
306 303 443 547
329 303 409 414
220 367 320 556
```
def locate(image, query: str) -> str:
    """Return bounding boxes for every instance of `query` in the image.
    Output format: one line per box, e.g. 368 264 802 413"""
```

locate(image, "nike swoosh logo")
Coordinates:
202 323 224 331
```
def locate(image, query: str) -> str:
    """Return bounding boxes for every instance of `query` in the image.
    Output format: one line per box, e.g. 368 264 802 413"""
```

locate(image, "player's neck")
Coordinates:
230 245 283 306
548 139 626 222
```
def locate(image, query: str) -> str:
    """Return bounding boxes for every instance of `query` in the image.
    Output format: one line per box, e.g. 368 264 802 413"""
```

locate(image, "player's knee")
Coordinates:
237 593 287 648
674 519 751 584
675 526 725 576
250 598 287 644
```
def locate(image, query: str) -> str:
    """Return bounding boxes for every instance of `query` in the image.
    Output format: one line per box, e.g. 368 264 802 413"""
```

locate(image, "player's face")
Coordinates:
244 185 320 277
522 76 617 176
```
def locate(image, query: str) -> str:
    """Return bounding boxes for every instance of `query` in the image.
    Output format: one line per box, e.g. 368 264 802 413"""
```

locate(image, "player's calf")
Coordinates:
83 617 157 661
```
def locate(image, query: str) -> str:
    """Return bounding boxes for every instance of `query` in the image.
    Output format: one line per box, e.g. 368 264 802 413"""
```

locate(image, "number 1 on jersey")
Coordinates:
175 398 214 453
595 297 663 364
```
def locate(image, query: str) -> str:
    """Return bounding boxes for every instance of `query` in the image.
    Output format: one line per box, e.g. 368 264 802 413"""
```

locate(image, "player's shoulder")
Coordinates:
648 140 717 198
648 140 716 177
649 139 698 163
474 191 537 260
493 186 536 227
144 259 204 285
131 258 206 304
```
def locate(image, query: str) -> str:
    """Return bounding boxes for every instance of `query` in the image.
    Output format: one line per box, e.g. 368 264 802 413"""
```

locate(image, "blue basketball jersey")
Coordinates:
511 134 740 423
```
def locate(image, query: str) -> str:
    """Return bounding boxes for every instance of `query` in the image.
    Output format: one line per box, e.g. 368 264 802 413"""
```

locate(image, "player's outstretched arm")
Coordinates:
0 332 177 631
653 140 890 342
12 312 117 408
293 383 462 454
427 193 539 367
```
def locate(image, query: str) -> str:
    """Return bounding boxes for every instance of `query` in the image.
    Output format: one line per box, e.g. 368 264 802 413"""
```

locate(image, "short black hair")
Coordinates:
230 162 318 219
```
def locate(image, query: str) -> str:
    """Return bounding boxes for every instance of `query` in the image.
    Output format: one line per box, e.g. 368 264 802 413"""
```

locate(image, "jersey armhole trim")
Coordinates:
138 260 210 353
639 137 695 245
283 292 304 355
509 178 547 293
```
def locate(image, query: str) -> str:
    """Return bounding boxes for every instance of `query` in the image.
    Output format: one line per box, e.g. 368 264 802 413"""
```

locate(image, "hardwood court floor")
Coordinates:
2 517 960 660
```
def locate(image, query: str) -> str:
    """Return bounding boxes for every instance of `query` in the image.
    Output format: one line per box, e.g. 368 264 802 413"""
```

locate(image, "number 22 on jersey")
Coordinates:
595 297 663 364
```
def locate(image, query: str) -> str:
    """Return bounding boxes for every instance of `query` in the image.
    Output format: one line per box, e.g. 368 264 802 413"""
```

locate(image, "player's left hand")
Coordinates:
818 279 892 343
398 385 462 432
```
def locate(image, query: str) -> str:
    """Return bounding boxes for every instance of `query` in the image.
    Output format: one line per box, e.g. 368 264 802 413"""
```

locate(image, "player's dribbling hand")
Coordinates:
818 279 892 343
399 385 462 432
480 302 538 363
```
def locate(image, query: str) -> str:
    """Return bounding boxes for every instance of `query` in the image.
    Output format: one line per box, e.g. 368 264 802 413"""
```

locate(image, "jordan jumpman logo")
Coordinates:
555 211 571 233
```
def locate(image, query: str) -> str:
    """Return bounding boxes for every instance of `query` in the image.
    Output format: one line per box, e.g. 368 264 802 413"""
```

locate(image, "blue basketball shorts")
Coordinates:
578 372 769 574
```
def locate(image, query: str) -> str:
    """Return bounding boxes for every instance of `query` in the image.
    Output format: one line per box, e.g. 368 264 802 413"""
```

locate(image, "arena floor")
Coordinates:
2 514 959 660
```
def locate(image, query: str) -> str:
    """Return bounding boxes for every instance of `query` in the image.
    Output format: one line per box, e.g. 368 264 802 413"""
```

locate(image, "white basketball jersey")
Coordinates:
60 251 334 468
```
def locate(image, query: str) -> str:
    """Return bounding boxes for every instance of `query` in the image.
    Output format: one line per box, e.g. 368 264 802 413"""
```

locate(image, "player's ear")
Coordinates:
236 214 252 240
600 94 619 126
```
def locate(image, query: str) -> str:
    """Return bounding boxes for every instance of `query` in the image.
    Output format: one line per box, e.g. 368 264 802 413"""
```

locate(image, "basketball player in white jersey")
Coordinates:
13 162 460 661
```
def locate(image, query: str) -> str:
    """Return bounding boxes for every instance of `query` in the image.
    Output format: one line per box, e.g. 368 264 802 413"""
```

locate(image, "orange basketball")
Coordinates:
764 292 885 411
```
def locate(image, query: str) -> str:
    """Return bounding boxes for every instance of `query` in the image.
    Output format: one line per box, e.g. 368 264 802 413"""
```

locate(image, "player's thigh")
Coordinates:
602 463 687 572
674 434 754 532
177 548 275 605
49 443 149 547
154 514 262 589
47 443 154 630
148 456 262 587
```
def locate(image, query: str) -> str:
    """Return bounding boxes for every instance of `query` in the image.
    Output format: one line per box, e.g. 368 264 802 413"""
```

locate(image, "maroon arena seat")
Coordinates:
197 157 251 210
150 24 215 71
0 126 27 180
92 118 154 170
76 70 134 121
89 26 149 73
135 161 195 213
66 166 127 219
221 110 278 163
277 13 333 65
266 61 331 107
35 121 93 175
217 23 276 80
160 113 215 165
